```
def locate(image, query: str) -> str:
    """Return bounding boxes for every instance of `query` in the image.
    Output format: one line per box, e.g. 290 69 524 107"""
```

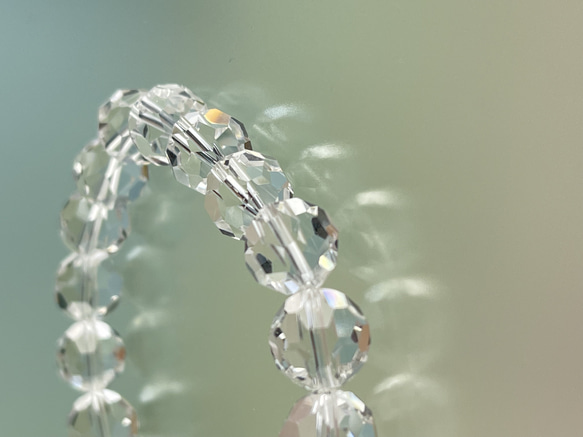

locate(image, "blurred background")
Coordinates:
1 1 582 436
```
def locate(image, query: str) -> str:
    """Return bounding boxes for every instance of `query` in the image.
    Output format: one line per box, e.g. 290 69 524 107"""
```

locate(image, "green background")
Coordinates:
1 1 582 436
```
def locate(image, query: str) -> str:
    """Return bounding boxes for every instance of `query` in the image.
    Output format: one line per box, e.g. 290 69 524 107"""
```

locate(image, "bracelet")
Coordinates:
55 84 377 437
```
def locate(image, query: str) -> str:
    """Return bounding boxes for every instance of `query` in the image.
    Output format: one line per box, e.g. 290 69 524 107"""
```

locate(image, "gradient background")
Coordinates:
1 1 582 436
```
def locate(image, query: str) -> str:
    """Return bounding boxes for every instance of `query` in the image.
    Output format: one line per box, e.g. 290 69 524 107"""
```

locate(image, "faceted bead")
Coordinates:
280 391 377 437
244 198 339 294
129 84 206 166
109 158 149 203
73 140 113 203
98 88 146 164
60 195 94 251
60 194 129 254
68 389 138 437
55 251 122 320
205 150 293 239
166 107 252 194
73 139 148 209
270 288 370 390
57 319 126 391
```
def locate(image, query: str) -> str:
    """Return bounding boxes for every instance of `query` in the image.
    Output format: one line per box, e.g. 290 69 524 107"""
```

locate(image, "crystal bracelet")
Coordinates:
55 84 377 437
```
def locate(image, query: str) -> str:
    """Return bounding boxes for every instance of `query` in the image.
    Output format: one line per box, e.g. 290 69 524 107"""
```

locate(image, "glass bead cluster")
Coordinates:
56 84 377 437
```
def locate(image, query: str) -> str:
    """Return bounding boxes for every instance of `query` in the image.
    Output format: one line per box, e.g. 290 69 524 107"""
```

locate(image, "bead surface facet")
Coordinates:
57 319 126 391
244 198 339 294
129 84 205 166
55 252 122 320
280 391 377 437
166 108 252 194
205 150 293 239
68 389 138 437
270 288 370 390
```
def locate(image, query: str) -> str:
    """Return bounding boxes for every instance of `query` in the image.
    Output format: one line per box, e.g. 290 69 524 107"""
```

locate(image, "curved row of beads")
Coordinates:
56 89 148 437
56 84 377 436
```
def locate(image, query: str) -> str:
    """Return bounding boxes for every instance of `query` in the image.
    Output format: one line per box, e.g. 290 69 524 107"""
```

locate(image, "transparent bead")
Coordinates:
280 391 377 437
73 140 148 209
270 288 370 390
98 88 146 165
205 150 293 239
60 194 129 254
129 84 206 166
166 107 252 194
55 251 122 319
110 158 149 203
244 198 339 294
57 319 126 391
68 389 138 437
73 140 113 202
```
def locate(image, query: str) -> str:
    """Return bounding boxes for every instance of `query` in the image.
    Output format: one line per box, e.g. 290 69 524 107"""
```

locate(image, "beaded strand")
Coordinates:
56 84 377 437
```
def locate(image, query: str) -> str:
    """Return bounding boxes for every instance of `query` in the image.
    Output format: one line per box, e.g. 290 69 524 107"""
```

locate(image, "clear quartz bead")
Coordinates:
129 84 206 166
244 198 339 294
270 288 370 390
55 251 122 319
57 319 126 391
68 389 138 437
73 140 148 209
166 107 252 194
109 158 149 203
60 194 129 254
280 391 377 437
205 150 293 239
98 89 146 165
73 140 113 203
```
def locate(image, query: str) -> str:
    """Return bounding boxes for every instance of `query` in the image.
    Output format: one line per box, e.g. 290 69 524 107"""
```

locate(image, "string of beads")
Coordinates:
56 84 377 437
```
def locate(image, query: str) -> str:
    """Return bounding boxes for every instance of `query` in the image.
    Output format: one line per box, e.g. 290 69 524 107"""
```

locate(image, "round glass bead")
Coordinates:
166 107 252 194
72 139 148 210
73 140 113 203
244 198 339 294
129 84 206 166
205 150 293 239
98 88 145 164
60 194 129 254
68 389 138 437
280 391 377 437
110 158 149 203
55 251 122 319
270 288 370 390
57 319 126 391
